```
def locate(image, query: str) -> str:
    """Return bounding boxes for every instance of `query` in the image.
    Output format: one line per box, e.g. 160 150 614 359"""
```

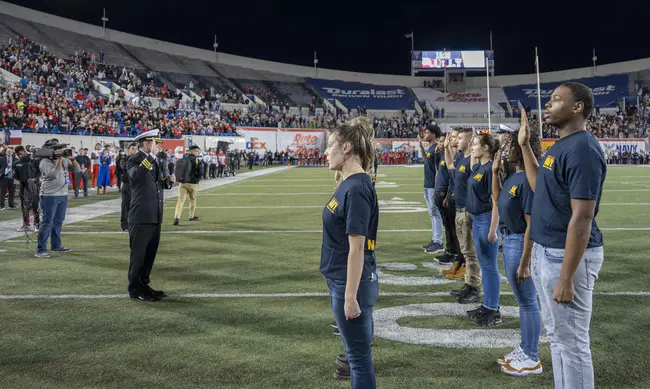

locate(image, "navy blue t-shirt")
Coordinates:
530 131 606 249
320 173 379 280
448 151 462 194
424 144 437 188
453 154 472 208
498 171 534 234
434 151 449 192
466 162 493 215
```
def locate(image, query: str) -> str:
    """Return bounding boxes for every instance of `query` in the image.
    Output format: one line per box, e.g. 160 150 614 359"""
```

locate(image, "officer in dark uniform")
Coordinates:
119 143 138 232
126 130 166 302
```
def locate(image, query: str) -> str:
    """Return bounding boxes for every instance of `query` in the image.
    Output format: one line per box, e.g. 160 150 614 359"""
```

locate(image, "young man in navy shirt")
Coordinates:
444 127 481 303
520 83 606 389
420 124 444 254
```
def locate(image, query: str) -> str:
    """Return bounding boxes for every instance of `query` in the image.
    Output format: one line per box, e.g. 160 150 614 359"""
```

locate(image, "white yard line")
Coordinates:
3 227 648 241
0 291 646 300
160 203 650 209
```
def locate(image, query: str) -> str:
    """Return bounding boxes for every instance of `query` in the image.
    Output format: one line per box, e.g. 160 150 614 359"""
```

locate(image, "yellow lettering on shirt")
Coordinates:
459 165 466 173
440 160 445 166
327 198 339 212
426 152 431 158
508 185 517 196
367 239 376 251
543 155 555 170
473 172 483 181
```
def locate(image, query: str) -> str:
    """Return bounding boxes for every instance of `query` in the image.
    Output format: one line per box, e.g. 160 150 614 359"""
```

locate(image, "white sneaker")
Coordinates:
496 345 524 366
501 355 543 377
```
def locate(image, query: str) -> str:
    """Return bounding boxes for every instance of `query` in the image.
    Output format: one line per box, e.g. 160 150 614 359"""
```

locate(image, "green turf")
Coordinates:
0 165 649 388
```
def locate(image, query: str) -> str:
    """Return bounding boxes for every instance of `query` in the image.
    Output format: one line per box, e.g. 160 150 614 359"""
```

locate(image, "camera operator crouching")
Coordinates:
34 139 80 258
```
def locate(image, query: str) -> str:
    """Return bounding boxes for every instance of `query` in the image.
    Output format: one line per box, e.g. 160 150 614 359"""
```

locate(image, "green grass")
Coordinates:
0 165 649 388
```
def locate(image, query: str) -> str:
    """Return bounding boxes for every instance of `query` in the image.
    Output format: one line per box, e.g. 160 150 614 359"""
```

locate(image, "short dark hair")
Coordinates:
128 142 138 149
189 145 200 151
425 124 443 138
561 82 594 119
457 127 473 135
14 145 25 154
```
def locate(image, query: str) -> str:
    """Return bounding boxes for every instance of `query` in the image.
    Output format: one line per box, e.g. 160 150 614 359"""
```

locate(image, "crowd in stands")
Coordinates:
423 79 444 89
534 108 649 139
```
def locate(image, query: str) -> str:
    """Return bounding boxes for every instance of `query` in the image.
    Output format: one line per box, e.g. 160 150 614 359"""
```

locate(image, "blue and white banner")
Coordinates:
503 74 628 108
308 79 413 110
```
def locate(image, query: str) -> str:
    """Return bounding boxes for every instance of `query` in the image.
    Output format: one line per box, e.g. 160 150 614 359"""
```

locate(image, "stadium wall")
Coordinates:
1 1 650 88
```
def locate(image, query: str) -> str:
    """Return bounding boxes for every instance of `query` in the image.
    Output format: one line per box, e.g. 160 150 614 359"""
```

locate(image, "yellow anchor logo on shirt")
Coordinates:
440 160 445 166
508 185 517 196
327 198 339 213
543 155 555 170
473 172 483 181
459 165 466 173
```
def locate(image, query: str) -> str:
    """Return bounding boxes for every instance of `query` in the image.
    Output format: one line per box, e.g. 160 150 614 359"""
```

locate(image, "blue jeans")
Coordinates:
37 195 68 253
470 212 500 309
327 275 379 389
502 234 542 361
532 243 604 389
424 188 443 244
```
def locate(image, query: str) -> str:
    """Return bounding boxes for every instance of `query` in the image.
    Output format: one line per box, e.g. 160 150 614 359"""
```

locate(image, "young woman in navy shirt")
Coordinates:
492 128 543 376
465 134 501 326
321 117 379 389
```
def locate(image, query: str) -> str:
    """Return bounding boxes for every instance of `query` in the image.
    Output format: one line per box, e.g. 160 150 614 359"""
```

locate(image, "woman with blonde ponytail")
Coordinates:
320 117 379 388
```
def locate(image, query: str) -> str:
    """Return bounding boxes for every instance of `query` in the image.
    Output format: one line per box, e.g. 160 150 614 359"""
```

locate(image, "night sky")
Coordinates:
8 0 650 76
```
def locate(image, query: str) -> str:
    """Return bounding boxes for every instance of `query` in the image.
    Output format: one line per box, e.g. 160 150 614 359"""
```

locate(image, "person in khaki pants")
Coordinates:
173 146 202 225
444 128 482 304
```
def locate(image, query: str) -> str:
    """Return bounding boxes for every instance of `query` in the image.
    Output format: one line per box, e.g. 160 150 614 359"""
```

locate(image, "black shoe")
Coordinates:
173 218 180 226
457 286 482 304
425 242 445 254
336 354 348 366
330 320 338 328
333 363 350 380
450 283 470 297
333 327 340 336
121 225 129 232
129 291 159 302
437 252 455 264
422 240 434 250
146 285 168 299
475 308 502 326
52 247 72 253
189 217 199 221
466 305 489 319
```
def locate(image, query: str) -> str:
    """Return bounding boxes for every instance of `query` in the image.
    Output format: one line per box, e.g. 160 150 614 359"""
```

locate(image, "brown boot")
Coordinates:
96 187 100 195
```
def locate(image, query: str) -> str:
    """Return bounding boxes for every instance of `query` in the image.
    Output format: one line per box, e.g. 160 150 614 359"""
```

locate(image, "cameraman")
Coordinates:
35 143 80 258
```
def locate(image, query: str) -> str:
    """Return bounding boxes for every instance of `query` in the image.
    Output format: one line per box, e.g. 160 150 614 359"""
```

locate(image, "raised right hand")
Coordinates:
518 108 531 146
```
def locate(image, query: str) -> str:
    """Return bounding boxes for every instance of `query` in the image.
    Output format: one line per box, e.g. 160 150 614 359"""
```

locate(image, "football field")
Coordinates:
0 165 649 389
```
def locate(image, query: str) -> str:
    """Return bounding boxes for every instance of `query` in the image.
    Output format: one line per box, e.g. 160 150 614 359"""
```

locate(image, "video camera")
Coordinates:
33 141 72 159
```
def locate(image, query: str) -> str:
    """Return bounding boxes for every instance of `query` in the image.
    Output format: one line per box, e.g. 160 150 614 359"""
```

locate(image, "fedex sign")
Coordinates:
503 74 628 108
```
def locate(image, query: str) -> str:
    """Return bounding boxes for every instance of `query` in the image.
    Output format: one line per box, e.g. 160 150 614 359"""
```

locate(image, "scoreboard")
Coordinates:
412 50 494 71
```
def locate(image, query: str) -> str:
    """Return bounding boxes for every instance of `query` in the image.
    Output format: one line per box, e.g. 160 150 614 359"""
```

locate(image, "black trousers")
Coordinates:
0 177 16 208
217 165 225 177
120 184 131 229
434 191 463 262
128 223 161 293
74 172 88 196
19 182 39 225
209 164 217 178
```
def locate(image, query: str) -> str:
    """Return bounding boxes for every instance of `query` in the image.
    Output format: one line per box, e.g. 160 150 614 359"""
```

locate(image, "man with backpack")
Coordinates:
173 145 202 226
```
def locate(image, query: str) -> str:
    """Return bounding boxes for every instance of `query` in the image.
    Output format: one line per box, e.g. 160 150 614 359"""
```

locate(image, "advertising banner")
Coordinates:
503 74 628 108
308 79 413 110
237 127 326 156
541 138 645 153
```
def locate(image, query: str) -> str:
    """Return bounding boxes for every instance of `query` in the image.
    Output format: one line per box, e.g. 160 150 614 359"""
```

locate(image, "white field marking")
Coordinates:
0 249 6 252
2 227 645 239
199 189 650 195
374 303 549 348
0 291 646 300
159 203 650 209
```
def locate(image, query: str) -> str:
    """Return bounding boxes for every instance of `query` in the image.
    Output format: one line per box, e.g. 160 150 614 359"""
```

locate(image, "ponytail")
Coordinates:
330 117 376 186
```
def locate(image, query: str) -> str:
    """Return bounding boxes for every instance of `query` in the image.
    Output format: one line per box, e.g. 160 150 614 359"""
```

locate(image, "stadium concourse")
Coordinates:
1 2 650 389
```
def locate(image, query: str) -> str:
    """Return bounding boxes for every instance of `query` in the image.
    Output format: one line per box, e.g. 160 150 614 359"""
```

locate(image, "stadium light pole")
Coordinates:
313 51 319 78
213 35 219 61
101 8 109 37
486 55 491 131
535 47 543 140
592 48 597 75
405 31 414 76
